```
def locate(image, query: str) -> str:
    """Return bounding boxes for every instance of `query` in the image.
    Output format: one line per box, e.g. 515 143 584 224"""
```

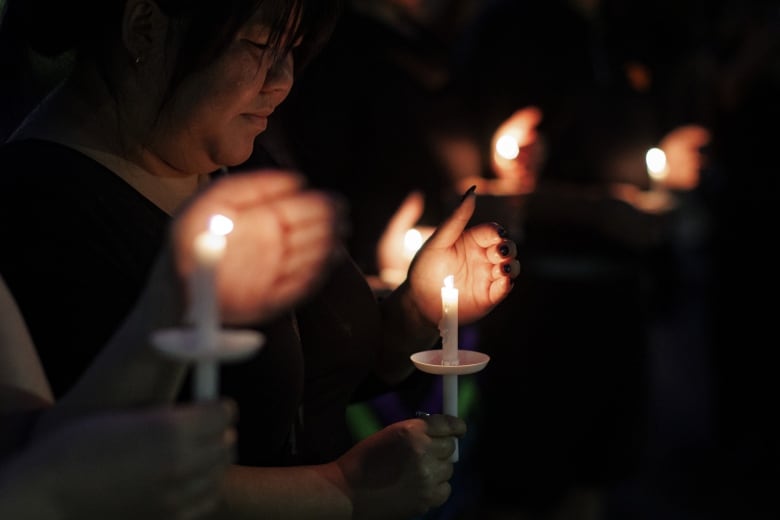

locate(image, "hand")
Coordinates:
658 124 711 191
489 106 545 194
172 170 345 325
376 191 435 287
407 188 520 326
336 414 466 519
22 400 236 519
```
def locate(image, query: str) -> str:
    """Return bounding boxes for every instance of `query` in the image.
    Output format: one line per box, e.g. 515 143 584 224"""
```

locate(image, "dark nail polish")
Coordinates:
502 263 512 274
497 225 508 238
460 185 477 202
499 244 509 257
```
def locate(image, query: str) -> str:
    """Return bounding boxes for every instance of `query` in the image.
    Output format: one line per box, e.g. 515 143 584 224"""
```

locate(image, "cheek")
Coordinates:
187 53 269 111
224 50 273 95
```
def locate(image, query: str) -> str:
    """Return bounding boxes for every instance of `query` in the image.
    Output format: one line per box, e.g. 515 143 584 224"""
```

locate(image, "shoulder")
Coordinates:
0 139 102 187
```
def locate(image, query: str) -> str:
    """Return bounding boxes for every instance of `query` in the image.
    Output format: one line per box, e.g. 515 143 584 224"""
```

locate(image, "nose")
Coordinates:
263 52 294 105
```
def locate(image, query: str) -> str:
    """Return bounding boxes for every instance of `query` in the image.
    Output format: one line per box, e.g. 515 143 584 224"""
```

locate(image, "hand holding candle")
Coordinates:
153 170 344 403
405 186 519 465
154 211 263 402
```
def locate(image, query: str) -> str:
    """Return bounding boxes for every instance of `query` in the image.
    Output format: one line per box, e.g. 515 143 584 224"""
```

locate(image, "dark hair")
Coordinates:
157 0 342 90
5 0 342 79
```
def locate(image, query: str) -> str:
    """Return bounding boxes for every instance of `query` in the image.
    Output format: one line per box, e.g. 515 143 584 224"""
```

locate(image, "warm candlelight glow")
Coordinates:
440 275 459 366
496 134 520 160
190 213 233 400
645 147 668 183
194 214 233 265
403 228 424 260
209 213 234 235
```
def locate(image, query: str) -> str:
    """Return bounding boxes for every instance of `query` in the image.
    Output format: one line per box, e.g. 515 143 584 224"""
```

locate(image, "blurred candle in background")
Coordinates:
190 213 233 400
645 147 668 190
403 228 424 261
495 133 520 160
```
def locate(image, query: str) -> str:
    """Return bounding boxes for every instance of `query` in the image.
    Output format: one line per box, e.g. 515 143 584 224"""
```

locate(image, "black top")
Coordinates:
0 139 385 465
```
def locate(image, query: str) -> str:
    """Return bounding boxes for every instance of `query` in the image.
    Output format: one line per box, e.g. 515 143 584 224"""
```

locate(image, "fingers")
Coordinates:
425 186 476 249
472 223 521 284
265 190 343 230
466 221 510 248
163 464 227 519
210 185 343 323
491 259 521 280
168 399 237 441
488 271 515 303
487 238 517 264
388 190 425 234
159 402 238 475
514 105 543 127
203 169 306 208
416 413 467 438
427 435 459 461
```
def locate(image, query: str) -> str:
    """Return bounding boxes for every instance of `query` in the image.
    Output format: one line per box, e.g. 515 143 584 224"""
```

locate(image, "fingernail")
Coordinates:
499 244 509 257
460 185 476 202
502 263 512 274
497 225 508 238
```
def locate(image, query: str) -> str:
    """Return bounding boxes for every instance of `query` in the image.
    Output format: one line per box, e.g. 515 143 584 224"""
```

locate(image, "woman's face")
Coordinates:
148 13 296 175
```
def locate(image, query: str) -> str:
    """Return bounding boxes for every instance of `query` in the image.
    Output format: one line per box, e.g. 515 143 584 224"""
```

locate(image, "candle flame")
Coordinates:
444 275 454 288
645 147 668 182
209 214 234 236
496 134 520 160
403 228 423 259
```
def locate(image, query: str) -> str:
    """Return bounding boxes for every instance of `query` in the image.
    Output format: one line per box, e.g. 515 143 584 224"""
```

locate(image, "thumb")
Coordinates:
426 186 476 248
387 190 425 236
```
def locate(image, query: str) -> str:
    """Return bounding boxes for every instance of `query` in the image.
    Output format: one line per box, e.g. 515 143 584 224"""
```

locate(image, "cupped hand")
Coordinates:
376 190 435 283
658 124 711 191
407 188 520 326
336 414 466 519
490 105 545 193
171 169 345 325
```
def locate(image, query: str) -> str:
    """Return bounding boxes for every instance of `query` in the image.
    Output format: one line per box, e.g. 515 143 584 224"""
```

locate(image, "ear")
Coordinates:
122 0 166 63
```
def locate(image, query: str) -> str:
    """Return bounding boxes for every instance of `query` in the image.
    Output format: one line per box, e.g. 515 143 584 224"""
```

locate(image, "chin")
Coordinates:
220 143 255 168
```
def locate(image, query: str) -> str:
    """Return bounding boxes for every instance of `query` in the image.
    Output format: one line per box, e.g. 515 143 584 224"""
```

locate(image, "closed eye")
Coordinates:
246 39 270 51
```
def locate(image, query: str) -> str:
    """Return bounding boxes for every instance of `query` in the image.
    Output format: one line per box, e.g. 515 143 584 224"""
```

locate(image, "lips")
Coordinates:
247 107 275 118
242 113 269 132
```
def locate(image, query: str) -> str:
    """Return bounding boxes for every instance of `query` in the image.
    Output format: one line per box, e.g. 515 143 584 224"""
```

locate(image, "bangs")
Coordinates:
158 0 341 98
260 0 341 70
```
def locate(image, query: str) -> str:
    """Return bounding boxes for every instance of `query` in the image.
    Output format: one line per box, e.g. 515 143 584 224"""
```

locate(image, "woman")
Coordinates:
0 0 520 517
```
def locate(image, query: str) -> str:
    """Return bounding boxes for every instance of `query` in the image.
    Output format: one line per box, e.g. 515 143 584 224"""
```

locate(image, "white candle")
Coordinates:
440 275 459 366
439 275 459 462
190 214 233 400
